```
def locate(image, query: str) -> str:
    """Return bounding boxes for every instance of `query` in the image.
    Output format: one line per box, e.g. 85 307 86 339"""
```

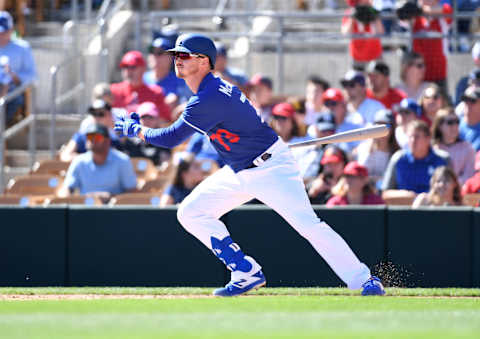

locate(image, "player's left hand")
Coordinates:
114 112 142 138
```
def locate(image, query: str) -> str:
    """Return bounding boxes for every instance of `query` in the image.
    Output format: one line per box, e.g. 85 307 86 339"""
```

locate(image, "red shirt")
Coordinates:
111 82 172 121
326 193 385 206
462 172 480 195
366 88 406 110
342 11 382 62
412 4 452 82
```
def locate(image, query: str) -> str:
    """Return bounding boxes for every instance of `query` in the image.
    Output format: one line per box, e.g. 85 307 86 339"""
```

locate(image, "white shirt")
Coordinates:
349 98 385 125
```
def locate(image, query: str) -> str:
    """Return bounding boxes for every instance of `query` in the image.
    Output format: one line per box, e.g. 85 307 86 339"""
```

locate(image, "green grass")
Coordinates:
0 288 479 339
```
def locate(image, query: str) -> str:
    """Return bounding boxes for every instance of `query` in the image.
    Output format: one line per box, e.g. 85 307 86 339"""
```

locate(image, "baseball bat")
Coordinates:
288 125 389 148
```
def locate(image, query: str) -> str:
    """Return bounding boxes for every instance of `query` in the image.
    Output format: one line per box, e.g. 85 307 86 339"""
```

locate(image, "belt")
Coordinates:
245 152 272 169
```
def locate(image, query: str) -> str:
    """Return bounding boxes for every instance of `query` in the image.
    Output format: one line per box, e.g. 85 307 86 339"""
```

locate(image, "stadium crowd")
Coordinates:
4 1 480 207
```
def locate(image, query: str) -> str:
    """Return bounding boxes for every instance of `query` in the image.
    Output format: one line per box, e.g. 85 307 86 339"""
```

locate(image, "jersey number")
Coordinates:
210 129 240 151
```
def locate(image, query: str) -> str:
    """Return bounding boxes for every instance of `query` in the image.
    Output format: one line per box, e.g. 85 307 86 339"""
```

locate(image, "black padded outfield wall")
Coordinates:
0 206 478 287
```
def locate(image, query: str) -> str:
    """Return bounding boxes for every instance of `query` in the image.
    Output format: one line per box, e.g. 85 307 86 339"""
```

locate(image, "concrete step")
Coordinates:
3 166 31 187
5 150 53 168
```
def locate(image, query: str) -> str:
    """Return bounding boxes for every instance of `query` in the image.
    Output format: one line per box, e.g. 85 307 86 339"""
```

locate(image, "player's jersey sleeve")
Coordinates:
181 95 224 135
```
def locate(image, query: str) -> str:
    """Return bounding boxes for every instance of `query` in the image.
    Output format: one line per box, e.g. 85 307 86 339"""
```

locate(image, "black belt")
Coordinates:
245 153 272 169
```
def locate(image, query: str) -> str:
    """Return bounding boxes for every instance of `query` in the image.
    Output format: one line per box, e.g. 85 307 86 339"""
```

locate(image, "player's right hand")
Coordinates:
114 112 142 138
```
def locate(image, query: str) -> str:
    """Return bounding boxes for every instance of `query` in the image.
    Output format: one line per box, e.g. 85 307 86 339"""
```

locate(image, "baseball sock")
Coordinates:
211 236 253 273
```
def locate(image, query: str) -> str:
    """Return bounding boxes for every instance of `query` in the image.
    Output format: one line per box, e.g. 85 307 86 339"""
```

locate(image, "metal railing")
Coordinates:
0 81 36 192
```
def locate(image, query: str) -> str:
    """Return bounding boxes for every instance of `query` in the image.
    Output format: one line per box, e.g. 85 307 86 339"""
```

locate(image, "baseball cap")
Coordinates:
119 51 146 68
249 73 273 89
322 88 344 103
399 98 422 116
149 37 173 53
343 161 369 177
316 112 336 132
214 41 227 56
0 11 13 33
85 123 110 138
272 102 295 118
366 60 390 77
341 70 366 87
168 33 217 69
462 86 480 101
374 108 394 125
88 99 111 114
137 101 159 118
321 145 346 165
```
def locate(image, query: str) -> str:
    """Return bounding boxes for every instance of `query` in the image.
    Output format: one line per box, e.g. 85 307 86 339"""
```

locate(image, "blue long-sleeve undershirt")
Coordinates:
143 118 198 149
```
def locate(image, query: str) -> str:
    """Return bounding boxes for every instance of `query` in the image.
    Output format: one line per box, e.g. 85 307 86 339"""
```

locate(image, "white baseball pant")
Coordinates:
177 138 371 289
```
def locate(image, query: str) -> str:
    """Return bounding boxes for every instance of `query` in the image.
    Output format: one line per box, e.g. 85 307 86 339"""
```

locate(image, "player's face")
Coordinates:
174 52 207 79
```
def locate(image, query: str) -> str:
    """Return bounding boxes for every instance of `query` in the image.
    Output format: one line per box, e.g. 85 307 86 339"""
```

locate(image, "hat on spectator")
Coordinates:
343 161 369 177
137 101 160 118
472 41 480 61
272 102 295 118
399 98 422 116
249 73 273 89
316 112 336 132
321 145 346 165
374 108 394 125
88 99 111 114
366 60 390 77
0 11 13 33
149 37 173 53
462 86 480 101
341 70 366 87
85 123 110 138
119 51 146 68
322 88 344 103
215 41 227 56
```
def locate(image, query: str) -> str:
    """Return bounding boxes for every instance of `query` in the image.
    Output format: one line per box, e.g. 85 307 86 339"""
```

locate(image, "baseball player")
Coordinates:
114 33 385 297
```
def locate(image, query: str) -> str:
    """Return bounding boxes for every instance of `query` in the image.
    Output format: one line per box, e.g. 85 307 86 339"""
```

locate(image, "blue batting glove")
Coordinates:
114 112 142 137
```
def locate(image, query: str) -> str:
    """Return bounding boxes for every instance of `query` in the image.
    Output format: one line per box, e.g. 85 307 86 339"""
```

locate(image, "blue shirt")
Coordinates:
382 148 450 193
459 119 480 151
163 184 192 204
143 70 192 102
144 73 278 172
186 133 225 167
64 149 137 195
0 38 36 87
222 67 249 87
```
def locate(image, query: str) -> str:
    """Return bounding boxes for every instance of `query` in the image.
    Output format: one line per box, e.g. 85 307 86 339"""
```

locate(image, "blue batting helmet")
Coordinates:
168 33 217 69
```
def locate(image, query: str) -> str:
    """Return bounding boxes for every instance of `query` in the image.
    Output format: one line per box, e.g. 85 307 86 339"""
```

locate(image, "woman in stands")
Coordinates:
418 83 448 127
412 166 462 207
396 51 430 102
431 108 475 185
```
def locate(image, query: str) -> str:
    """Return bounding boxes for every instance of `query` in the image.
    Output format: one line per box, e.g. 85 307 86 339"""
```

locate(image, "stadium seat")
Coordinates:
131 157 158 181
138 177 169 193
4 175 63 196
0 194 31 206
30 159 70 177
109 193 163 206
43 195 103 206
462 193 480 207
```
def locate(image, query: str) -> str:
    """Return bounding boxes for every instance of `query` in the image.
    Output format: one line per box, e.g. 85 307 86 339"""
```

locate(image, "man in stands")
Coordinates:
0 11 36 125
459 86 480 151
111 50 171 121
366 60 406 111
213 41 249 90
248 73 277 123
304 75 330 126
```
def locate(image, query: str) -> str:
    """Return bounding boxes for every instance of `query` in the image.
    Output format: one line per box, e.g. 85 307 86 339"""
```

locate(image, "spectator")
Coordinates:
160 157 205 206
288 96 309 137
122 101 171 166
462 151 480 194
432 108 475 185
395 98 422 148
341 69 384 125
304 75 330 125
270 102 311 145
455 42 480 105
59 99 124 162
366 60 407 110
58 123 137 202
320 88 363 153
111 50 171 121
213 41 249 89
459 86 480 151
0 11 36 125
382 120 451 200
396 51 430 102
410 0 453 92
308 145 348 204
354 108 399 188
418 83 448 126
327 161 384 206
412 166 462 207
248 73 276 123
143 37 192 108
341 0 384 67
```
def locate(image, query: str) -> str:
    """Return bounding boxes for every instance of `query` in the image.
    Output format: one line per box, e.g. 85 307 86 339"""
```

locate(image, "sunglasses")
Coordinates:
324 100 338 107
272 115 288 121
342 82 357 89
399 109 413 115
86 133 106 143
443 118 459 126
425 94 440 100
121 65 139 70
173 52 206 60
